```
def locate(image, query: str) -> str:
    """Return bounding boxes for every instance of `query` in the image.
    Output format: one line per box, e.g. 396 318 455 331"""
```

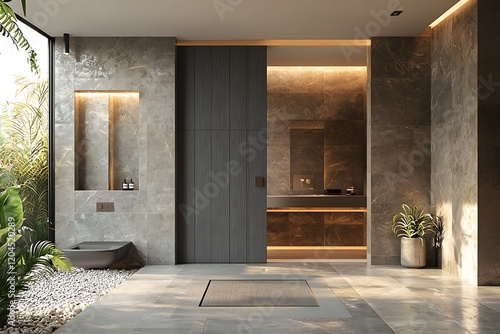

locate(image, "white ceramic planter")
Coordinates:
401 237 426 268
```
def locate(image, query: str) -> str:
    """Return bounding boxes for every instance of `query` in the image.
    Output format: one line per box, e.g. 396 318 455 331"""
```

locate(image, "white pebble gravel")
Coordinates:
2 268 136 334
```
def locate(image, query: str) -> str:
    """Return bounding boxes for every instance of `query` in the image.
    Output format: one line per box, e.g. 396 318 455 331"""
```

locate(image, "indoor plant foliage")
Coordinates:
0 0 39 73
0 75 49 241
432 215 444 268
0 186 72 327
392 204 434 268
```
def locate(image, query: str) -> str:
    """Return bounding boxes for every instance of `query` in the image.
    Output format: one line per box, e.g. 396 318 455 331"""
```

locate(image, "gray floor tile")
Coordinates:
53 263 500 334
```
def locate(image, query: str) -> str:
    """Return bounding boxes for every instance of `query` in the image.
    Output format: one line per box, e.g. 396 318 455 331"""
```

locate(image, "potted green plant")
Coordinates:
432 215 444 269
392 204 434 268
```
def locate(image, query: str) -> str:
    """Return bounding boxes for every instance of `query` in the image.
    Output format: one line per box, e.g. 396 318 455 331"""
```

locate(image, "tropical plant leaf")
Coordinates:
392 204 434 239
0 186 23 230
0 75 48 240
0 0 39 73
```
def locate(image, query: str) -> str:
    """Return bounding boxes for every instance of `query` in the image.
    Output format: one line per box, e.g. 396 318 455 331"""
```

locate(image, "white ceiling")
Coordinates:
12 0 459 65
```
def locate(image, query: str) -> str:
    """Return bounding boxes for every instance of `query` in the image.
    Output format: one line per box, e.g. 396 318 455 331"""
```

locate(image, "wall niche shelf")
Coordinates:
74 90 140 191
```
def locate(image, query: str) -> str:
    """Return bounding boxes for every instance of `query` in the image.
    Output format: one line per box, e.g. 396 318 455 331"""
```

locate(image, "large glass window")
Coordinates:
0 19 50 241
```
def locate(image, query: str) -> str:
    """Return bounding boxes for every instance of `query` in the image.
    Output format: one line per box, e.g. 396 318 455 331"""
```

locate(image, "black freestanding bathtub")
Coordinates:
62 241 133 269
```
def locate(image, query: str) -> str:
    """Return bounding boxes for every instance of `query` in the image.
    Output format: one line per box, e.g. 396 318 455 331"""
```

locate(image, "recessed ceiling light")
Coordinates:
390 10 403 16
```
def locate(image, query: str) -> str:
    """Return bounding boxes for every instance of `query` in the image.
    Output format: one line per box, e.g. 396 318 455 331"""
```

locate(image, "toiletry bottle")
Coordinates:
122 179 128 190
128 179 135 191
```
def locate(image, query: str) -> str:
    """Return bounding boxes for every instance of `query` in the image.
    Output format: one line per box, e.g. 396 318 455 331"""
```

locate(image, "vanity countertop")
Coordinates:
267 195 366 208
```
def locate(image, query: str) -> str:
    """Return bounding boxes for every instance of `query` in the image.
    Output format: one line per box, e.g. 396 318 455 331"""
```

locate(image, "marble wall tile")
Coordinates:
325 225 365 246
74 190 147 214
74 95 109 190
451 0 477 70
431 0 479 283
267 145 289 194
267 213 289 246
290 146 324 172
54 78 75 124
290 129 324 147
54 124 75 215
370 36 432 265
371 173 431 216
144 78 176 125
289 212 324 246
431 18 453 79
324 68 366 93
53 214 78 249
371 38 431 79
325 145 365 173
371 125 431 174
324 212 366 246
324 120 365 146
55 37 176 265
267 69 324 93
371 78 431 126
324 171 365 195
322 93 365 120
147 213 176 264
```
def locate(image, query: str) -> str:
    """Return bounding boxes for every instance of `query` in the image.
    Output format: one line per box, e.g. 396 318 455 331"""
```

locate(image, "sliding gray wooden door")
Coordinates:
176 46 267 263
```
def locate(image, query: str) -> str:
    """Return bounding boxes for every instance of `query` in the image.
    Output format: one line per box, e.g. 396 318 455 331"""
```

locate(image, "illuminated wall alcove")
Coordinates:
74 90 140 191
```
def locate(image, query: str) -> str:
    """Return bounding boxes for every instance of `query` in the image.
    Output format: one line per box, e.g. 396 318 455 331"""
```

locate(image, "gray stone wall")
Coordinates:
267 67 367 195
54 37 176 265
370 37 432 265
431 0 478 284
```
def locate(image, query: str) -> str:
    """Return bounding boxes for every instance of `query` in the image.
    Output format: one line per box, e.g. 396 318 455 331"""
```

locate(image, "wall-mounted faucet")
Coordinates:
300 178 312 188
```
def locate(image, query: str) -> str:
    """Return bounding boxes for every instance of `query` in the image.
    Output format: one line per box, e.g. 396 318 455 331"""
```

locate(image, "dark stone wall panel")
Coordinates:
371 78 431 126
370 37 431 265
323 93 365 120
289 213 324 246
267 213 289 246
371 125 431 174
371 37 431 79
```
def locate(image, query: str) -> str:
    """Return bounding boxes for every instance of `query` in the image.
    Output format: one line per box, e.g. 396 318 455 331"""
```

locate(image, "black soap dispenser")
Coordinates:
128 179 135 191
122 179 128 190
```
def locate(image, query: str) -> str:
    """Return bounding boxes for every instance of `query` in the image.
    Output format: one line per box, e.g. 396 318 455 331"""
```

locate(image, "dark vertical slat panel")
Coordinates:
247 46 267 131
185 130 196 262
211 131 230 262
211 47 230 130
176 130 196 263
195 47 212 130
177 47 195 130
230 47 247 130
246 130 267 263
229 130 247 262
194 131 212 262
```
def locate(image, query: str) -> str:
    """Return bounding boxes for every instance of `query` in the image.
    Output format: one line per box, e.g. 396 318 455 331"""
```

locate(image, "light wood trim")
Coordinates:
267 207 367 213
176 39 370 47
267 246 367 260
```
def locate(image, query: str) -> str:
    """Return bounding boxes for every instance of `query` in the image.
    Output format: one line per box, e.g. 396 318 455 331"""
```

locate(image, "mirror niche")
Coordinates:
74 90 140 191
267 66 367 196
